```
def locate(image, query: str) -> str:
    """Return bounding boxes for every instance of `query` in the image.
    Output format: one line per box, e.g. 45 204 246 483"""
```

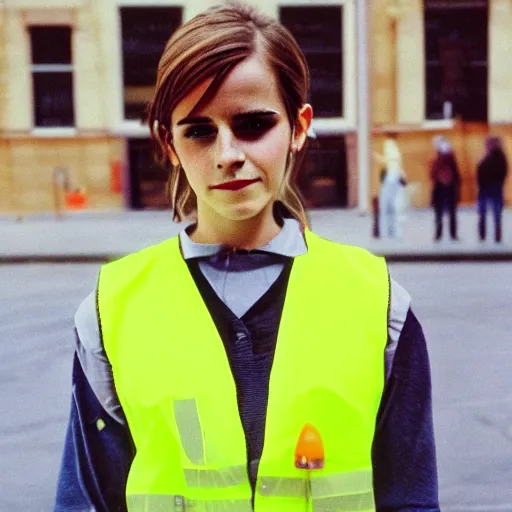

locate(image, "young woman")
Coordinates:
55 4 439 511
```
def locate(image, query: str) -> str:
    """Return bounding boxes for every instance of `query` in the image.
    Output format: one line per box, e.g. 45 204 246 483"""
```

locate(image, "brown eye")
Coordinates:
184 125 215 140
234 117 276 140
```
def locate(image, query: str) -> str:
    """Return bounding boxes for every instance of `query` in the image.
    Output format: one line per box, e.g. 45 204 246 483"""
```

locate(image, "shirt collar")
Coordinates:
179 218 307 260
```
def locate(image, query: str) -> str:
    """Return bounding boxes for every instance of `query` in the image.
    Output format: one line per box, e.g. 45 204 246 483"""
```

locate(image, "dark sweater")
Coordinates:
187 258 292 483
477 149 508 189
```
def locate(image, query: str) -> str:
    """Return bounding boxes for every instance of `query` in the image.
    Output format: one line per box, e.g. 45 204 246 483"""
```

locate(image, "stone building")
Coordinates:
371 0 512 207
0 0 510 213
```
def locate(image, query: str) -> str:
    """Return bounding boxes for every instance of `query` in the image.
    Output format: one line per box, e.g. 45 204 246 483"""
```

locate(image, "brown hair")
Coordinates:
147 2 310 225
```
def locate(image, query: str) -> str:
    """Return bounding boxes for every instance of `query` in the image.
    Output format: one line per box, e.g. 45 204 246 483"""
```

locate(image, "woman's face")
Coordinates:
170 52 311 224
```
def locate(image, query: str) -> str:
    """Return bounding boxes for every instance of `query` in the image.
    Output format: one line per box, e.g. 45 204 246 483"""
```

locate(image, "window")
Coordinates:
280 6 343 118
424 0 488 121
120 7 182 121
30 26 74 127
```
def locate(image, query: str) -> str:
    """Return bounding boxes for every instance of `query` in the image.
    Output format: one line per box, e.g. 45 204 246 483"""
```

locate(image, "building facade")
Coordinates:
371 0 512 207
0 0 510 213
0 0 356 213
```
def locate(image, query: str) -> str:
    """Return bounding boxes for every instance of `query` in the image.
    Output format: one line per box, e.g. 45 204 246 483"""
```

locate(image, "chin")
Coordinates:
222 208 264 222
220 199 271 222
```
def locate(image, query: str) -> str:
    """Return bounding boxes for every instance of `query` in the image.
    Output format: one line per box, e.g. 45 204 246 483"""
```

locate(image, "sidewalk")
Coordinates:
1 207 511 263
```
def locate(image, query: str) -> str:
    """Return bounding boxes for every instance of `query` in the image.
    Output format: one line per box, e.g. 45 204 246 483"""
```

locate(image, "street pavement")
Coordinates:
389 263 512 512
0 208 511 511
1 207 512 262
0 262 511 511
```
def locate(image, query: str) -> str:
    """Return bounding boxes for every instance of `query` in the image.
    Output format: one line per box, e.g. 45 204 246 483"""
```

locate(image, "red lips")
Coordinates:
210 178 261 191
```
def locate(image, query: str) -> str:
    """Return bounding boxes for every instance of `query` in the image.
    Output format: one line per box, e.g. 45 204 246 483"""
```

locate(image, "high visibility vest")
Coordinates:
98 230 389 512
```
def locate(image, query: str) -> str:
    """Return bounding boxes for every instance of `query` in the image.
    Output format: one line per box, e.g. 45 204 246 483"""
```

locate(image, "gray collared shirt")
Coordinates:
180 219 307 317
75 218 410 424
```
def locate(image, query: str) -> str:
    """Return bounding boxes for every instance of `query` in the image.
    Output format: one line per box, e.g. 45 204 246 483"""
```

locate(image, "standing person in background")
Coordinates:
375 135 407 239
54 4 439 511
431 135 461 241
477 136 508 243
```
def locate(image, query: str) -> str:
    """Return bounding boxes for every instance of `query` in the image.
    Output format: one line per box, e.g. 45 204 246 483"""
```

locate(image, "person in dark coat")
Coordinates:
477 136 508 242
431 136 461 241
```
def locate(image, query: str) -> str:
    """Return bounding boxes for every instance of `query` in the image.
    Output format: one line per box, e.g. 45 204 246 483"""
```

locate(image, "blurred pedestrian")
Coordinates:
54 4 439 512
375 136 407 238
476 136 508 242
431 135 460 241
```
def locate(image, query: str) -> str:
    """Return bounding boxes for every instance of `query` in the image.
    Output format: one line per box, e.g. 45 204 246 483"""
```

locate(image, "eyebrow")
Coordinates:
176 110 279 126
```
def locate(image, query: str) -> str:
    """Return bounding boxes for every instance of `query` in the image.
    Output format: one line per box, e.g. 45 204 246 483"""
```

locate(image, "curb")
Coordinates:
2 252 512 264
382 252 512 263
0 254 122 264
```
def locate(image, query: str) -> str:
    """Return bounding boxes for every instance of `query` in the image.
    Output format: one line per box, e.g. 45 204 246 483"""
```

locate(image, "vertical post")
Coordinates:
53 167 70 220
356 0 370 213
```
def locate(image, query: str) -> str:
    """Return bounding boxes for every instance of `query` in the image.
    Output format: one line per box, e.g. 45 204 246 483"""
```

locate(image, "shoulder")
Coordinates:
389 278 411 337
306 232 387 283
99 236 181 294
75 288 102 354
385 278 415 379
304 232 389 298
103 236 180 274
305 230 384 265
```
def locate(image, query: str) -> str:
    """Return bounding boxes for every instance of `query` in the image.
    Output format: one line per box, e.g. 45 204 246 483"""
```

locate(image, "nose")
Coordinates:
215 128 245 171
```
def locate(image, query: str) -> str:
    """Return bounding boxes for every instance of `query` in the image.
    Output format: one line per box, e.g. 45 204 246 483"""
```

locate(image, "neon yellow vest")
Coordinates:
98 230 389 512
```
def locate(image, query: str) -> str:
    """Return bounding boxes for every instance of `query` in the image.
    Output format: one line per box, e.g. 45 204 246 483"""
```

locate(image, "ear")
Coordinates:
166 141 180 167
293 103 313 152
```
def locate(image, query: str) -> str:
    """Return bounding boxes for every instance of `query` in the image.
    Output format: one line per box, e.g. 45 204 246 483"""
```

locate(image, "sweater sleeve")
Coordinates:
372 308 440 512
54 293 134 512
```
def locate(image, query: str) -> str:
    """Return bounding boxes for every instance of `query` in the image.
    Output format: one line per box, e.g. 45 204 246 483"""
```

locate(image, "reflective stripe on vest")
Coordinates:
184 466 248 488
260 470 374 511
127 494 253 511
313 493 375 512
128 493 374 512
259 469 373 497
99 230 389 511
174 398 205 465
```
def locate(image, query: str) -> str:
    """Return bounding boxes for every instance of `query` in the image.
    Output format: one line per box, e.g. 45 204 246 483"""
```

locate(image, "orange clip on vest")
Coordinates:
294 423 325 470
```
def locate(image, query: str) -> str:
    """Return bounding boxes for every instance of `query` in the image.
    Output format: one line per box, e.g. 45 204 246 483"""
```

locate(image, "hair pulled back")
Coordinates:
147 3 310 224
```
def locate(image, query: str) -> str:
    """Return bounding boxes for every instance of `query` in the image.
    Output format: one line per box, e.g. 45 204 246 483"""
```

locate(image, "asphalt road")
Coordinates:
0 262 511 511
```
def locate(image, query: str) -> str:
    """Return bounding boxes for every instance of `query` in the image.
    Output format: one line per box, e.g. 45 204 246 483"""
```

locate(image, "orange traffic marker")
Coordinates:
295 423 325 470
65 190 88 210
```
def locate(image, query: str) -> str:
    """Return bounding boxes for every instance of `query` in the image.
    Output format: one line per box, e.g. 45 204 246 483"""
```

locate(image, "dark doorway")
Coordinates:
127 139 170 209
296 136 347 208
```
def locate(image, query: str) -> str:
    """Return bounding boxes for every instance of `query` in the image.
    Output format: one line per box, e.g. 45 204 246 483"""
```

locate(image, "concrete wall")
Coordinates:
369 0 396 126
2 9 32 132
489 0 512 123
0 137 125 213
395 0 424 125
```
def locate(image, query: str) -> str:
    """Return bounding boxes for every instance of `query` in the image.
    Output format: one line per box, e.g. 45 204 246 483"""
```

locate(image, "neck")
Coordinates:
190 204 282 250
